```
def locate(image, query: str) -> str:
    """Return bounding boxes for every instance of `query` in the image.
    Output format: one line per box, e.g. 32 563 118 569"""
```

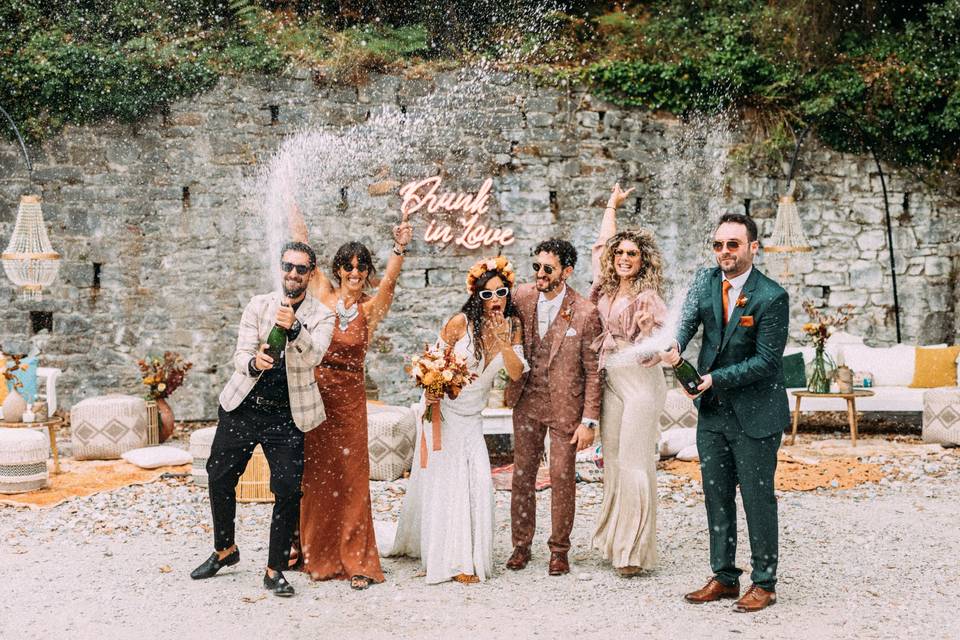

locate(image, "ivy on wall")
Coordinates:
1 1 959 174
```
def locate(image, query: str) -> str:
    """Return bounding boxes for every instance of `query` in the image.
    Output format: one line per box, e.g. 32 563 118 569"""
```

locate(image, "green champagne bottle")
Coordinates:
673 356 704 396
263 298 293 367
264 323 286 367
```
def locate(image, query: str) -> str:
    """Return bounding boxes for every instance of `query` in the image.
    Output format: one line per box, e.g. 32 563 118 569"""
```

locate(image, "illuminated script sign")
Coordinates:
399 176 515 249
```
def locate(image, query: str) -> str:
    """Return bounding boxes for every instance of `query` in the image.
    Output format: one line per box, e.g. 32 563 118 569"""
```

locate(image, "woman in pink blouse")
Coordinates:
590 183 668 577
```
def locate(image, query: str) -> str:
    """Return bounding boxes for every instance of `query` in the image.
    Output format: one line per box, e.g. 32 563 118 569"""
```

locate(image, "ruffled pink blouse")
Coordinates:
591 233 668 369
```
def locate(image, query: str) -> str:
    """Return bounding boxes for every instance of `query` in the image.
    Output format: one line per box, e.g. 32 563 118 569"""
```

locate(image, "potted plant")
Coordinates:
137 352 193 442
801 301 853 394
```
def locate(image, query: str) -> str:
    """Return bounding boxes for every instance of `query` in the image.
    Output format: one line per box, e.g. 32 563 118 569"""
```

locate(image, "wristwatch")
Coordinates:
287 320 302 339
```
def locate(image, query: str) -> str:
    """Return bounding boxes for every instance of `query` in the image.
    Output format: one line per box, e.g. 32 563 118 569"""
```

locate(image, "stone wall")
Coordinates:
1 70 957 419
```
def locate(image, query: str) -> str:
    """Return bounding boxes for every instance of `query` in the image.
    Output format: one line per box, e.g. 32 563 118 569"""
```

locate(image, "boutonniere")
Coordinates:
560 307 573 321
736 295 748 308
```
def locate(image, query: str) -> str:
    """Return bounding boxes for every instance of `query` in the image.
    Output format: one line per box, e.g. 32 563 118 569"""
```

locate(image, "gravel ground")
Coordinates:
1 435 958 640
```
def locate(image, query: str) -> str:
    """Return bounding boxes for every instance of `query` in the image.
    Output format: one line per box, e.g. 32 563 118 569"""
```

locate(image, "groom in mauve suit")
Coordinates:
504 238 602 576
664 212 790 613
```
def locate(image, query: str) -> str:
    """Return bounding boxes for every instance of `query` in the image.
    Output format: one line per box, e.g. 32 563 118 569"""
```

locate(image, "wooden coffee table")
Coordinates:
0 417 64 473
789 390 875 446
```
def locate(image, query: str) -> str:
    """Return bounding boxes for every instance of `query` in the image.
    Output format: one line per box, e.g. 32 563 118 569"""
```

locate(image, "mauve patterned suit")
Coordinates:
505 282 602 554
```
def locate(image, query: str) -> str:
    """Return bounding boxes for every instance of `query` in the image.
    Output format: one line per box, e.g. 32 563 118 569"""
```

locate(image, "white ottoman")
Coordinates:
71 394 149 460
367 403 416 481
189 426 217 486
0 428 49 494
660 388 699 431
923 388 960 446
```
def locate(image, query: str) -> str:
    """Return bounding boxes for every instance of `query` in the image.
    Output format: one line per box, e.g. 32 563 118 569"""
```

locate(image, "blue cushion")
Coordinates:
6 356 39 402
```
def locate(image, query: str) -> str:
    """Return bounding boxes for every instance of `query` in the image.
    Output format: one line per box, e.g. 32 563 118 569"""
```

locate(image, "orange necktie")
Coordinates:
722 279 732 326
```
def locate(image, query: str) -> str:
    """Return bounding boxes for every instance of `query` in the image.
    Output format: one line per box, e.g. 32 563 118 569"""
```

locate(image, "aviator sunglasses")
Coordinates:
281 261 311 275
478 287 510 300
712 240 742 252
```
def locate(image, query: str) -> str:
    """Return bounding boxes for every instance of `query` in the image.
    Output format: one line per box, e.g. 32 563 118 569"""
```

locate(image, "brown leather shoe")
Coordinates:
548 551 569 576
684 577 740 603
732 585 777 612
506 545 531 571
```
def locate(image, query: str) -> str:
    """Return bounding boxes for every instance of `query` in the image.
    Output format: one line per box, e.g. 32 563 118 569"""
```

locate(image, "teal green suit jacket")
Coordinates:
676 267 790 439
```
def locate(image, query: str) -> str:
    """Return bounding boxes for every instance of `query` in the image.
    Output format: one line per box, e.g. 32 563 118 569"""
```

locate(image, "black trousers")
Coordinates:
206 398 304 570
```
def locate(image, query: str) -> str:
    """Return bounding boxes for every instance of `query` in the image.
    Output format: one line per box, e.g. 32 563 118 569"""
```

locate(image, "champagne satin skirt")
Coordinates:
592 357 666 569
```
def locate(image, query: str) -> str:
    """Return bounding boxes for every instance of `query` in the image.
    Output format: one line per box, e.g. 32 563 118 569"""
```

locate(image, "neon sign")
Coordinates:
399 176 515 250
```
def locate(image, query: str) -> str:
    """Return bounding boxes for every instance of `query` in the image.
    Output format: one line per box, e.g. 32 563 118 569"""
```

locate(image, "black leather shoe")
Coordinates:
264 570 295 597
190 549 240 580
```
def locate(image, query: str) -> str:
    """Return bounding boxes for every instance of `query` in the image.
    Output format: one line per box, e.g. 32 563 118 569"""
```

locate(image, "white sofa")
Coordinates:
783 332 959 412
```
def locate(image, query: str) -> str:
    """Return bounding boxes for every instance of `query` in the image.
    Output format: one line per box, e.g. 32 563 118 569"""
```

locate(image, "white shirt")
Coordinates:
723 267 752 322
537 285 567 338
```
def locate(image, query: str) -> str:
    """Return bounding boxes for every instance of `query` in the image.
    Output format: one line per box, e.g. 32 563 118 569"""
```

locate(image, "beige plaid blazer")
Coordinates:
218 292 334 432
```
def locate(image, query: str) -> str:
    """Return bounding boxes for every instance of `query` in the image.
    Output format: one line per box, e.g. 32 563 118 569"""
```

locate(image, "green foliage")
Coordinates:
0 0 280 141
1 0 959 173
586 0 960 171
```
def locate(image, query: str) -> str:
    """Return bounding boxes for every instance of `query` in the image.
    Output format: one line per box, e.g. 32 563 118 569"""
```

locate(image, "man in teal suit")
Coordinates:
663 213 789 613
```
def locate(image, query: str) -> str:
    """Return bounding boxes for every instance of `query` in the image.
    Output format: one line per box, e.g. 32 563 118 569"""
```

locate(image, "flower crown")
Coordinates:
465 255 516 292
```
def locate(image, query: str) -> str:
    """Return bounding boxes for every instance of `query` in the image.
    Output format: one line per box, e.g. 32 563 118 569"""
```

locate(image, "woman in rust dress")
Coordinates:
290 205 412 590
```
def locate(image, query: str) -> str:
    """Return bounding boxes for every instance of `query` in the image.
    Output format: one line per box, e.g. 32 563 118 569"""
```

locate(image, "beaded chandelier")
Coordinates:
2 194 61 300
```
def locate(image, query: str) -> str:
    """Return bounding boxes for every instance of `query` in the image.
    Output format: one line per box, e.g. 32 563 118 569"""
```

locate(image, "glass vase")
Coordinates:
807 347 833 394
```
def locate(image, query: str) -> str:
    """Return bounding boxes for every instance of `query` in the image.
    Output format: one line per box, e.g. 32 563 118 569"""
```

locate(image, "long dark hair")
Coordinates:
460 269 519 362
330 241 376 288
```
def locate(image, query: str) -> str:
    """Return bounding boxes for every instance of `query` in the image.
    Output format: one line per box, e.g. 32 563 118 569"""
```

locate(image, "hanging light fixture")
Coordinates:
1 106 60 300
2 195 61 300
764 181 812 276
765 127 813 277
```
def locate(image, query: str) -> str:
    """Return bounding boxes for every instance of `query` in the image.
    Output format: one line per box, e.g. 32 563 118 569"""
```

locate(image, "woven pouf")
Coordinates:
0 428 49 494
237 445 273 503
71 394 149 460
367 403 416 481
923 388 960 446
659 388 699 431
189 427 217 487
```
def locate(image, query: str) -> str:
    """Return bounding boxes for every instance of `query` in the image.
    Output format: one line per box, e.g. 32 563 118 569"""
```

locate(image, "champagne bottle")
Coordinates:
672 356 704 396
264 298 292 366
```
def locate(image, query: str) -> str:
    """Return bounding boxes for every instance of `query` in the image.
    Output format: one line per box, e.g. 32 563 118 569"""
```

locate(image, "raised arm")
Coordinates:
288 199 334 299
363 220 413 337
592 183 635 282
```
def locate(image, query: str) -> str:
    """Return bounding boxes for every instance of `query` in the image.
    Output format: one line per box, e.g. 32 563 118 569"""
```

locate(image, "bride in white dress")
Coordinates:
388 258 528 584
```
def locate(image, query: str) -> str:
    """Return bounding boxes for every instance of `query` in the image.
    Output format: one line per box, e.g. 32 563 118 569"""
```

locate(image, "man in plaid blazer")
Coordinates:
191 241 334 598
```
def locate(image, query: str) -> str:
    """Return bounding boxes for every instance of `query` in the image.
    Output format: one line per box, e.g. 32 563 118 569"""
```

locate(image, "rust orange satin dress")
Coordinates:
300 301 384 582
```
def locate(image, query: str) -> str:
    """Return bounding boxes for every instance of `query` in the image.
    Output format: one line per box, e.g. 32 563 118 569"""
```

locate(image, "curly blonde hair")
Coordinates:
596 228 665 298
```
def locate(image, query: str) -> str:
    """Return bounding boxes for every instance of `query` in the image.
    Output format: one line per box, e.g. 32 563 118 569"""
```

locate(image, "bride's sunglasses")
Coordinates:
478 287 510 300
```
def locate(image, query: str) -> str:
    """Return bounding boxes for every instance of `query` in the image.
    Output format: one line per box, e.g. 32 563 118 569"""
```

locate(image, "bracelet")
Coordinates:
393 244 407 256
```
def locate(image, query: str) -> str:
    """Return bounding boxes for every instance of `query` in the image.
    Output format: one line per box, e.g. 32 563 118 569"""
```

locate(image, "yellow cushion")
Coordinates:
909 346 960 388
0 356 7 404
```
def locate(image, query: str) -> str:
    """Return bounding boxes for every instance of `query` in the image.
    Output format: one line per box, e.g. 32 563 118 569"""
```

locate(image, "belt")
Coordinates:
249 396 289 410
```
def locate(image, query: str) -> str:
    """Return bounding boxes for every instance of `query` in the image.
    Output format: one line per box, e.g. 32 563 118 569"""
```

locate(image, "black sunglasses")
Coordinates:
281 261 311 275
532 262 555 275
478 287 510 300
712 240 742 252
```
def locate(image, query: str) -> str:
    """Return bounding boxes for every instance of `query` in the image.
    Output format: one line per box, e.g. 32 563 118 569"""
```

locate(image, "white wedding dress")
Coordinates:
387 324 528 584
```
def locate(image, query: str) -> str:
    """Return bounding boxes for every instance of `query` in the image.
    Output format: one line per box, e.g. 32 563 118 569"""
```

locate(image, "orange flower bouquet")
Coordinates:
409 344 477 467
137 351 193 400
